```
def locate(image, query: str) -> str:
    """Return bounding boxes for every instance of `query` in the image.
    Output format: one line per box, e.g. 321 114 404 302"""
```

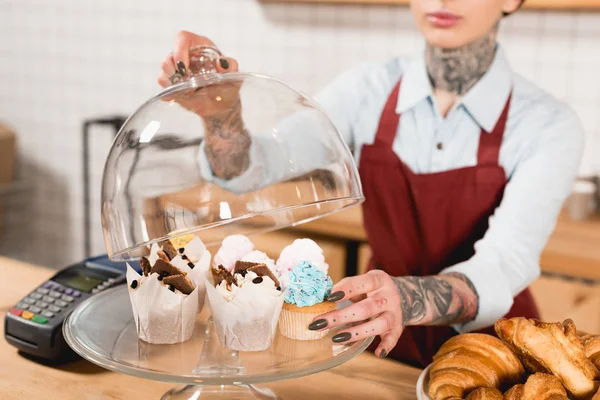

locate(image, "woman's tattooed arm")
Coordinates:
392 272 479 328
202 100 252 180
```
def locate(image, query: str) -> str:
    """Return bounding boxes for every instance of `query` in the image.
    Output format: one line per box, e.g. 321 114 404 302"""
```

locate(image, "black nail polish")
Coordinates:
380 349 388 359
176 61 186 76
332 332 352 343
327 291 345 302
308 319 328 331
219 58 229 69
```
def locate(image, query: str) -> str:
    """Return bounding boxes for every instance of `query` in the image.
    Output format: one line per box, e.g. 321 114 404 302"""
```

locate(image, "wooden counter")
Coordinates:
0 257 421 400
290 207 600 281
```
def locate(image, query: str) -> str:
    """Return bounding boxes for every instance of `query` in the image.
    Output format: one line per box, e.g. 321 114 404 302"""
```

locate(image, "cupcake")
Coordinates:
126 257 198 344
275 238 329 287
213 234 255 273
278 260 335 340
147 235 210 310
210 235 277 284
240 250 276 273
205 260 284 351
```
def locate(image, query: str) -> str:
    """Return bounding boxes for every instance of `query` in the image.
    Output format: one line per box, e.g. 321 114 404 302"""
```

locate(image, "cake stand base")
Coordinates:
161 384 280 400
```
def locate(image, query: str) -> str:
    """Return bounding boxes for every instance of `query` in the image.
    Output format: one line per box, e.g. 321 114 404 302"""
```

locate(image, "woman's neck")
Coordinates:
425 30 497 116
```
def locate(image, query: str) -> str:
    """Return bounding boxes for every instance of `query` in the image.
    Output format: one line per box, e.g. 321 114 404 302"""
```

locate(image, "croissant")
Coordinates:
495 318 600 399
503 373 569 400
504 384 524 400
581 334 600 371
464 387 503 400
523 373 569 399
427 333 525 400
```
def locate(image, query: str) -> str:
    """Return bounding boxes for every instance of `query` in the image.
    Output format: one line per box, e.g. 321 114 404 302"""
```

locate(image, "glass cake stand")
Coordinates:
63 286 373 399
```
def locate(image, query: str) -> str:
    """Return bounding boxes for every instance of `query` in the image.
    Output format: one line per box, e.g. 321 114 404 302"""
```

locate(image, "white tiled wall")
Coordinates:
1 0 599 268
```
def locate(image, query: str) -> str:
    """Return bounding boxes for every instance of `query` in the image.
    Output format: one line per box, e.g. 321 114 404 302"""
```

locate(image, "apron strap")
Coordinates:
373 80 402 148
477 92 512 166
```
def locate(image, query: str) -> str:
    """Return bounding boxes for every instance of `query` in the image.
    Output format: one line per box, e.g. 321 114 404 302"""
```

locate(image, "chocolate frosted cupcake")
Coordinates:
205 260 285 351
126 257 198 344
278 261 335 341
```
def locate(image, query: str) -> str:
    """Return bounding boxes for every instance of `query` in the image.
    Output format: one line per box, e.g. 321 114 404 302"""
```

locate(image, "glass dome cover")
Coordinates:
101 46 363 260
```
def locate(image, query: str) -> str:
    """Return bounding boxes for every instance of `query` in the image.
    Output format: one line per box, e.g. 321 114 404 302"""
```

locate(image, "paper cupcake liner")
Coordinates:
278 308 329 341
126 265 198 344
204 276 285 351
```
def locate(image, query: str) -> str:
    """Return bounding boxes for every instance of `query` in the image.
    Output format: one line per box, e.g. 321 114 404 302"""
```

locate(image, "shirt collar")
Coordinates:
395 46 513 134
395 57 432 114
461 46 513 133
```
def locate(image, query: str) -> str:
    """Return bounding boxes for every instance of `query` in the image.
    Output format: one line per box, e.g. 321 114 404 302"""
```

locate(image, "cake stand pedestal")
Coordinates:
63 287 373 400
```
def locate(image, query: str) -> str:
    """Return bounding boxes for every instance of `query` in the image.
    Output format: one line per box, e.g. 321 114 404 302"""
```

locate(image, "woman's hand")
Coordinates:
309 270 479 358
157 31 242 119
157 31 251 179
309 270 404 359
157 31 239 88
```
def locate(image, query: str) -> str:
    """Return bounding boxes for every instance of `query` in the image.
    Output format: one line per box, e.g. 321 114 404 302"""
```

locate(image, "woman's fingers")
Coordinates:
173 31 216 71
327 270 389 304
375 330 403 359
161 54 177 76
157 75 171 88
157 54 178 88
310 289 391 331
215 56 239 73
330 311 399 346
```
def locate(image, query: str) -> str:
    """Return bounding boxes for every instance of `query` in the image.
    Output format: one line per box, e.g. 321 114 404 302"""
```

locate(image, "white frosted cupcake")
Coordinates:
278 261 335 341
212 234 255 272
145 235 210 310
206 261 284 351
126 259 198 344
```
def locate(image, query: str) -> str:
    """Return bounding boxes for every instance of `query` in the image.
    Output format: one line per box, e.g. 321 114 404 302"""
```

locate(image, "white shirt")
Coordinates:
314 47 584 332
199 47 585 333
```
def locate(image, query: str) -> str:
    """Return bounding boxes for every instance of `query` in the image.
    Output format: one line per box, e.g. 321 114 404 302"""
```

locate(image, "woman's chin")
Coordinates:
423 31 473 50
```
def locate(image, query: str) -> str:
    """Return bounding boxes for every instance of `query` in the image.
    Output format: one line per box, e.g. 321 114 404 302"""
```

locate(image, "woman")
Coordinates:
158 0 584 367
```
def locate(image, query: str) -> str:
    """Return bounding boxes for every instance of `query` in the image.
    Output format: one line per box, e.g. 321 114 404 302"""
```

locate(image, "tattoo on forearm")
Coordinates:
426 27 497 96
392 273 479 328
203 101 251 179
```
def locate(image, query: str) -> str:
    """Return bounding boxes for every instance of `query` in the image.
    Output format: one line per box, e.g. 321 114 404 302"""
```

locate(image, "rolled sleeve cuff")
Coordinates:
441 259 514 333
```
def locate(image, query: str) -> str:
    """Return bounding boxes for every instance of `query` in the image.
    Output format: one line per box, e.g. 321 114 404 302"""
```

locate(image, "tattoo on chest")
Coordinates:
203 102 252 180
426 28 497 96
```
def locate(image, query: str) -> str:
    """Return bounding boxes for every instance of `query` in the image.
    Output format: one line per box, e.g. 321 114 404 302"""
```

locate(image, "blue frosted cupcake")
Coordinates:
278 260 334 340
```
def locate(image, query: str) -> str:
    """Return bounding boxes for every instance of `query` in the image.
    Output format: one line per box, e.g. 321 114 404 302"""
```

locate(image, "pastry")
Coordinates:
464 387 503 400
205 260 285 351
240 250 277 273
126 258 198 344
213 234 255 272
427 333 525 400
581 334 600 371
522 373 569 400
504 384 524 400
275 238 329 287
169 233 196 249
503 374 569 400
495 318 600 399
147 236 211 309
278 260 335 341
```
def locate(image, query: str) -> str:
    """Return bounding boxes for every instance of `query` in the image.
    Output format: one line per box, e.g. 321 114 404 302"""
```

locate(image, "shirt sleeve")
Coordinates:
197 64 373 193
441 105 585 333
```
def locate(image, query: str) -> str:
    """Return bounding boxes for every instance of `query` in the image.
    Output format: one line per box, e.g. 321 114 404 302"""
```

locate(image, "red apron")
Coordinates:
358 80 540 368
